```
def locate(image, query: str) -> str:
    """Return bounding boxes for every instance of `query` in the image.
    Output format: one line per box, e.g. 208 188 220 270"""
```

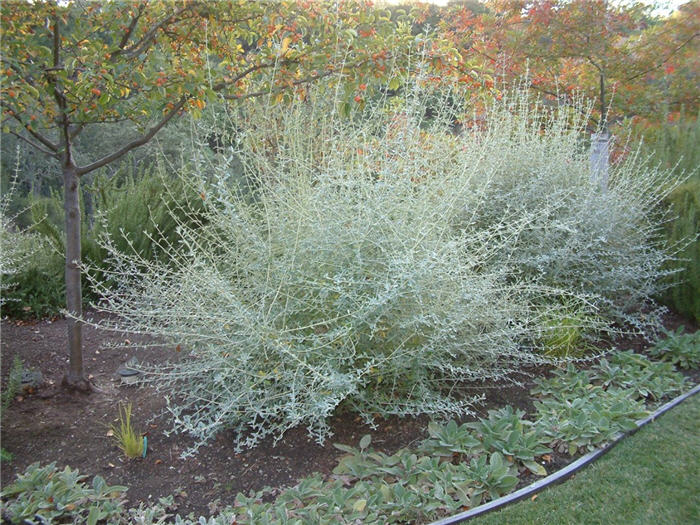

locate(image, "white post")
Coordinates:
590 132 611 191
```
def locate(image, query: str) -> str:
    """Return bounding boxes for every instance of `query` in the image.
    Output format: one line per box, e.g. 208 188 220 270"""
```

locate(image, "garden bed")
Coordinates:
1 309 697 521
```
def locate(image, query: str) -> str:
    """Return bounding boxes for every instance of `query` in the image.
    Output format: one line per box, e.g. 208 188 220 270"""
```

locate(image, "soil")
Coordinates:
1 309 697 519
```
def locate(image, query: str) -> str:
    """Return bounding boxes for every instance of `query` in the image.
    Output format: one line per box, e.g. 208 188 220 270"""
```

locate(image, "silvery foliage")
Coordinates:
0 163 43 304
463 96 681 332
90 81 679 456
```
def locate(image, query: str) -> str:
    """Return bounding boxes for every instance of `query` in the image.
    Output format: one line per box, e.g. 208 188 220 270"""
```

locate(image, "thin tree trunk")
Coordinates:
599 71 608 133
61 164 91 392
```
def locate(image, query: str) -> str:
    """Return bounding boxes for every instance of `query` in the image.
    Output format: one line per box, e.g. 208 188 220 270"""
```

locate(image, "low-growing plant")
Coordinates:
110 402 144 459
540 314 586 358
0 449 13 463
419 419 484 459
246 438 518 523
535 389 649 455
535 299 602 358
530 364 597 400
465 452 520 501
1 356 23 414
1 356 23 463
467 407 551 476
333 435 386 480
0 462 127 524
649 326 700 369
592 350 687 401
1 345 683 524
127 495 176 525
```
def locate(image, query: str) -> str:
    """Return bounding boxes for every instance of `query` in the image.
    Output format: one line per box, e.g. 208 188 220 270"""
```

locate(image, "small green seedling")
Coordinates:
110 402 145 459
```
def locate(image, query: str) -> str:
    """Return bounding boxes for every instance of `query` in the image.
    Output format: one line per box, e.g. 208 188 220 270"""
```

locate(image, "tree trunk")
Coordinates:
590 131 611 191
599 71 608 133
61 164 91 392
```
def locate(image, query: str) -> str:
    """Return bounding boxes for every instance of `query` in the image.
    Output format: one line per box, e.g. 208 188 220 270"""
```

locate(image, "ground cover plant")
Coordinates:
0 463 128 525
649 325 700 369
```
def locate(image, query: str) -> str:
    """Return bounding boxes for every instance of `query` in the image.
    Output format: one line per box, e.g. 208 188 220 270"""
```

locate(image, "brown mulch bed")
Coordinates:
1 309 697 518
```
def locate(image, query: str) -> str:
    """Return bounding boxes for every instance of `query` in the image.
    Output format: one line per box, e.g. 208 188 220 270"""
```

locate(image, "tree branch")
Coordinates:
623 32 698 82
222 69 335 101
117 4 145 51
69 122 84 140
112 4 196 61
75 97 188 176
9 131 60 159
211 62 275 92
586 55 603 73
10 113 59 152
49 12 74 168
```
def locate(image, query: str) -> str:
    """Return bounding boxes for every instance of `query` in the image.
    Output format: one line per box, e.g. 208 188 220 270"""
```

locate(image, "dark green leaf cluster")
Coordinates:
648 327 700 370
0 463 127 524
1 164 205 318
531 349 687 455
0 356 23 464
238 437 520 522
593 350 687 400
465 407 551 476
535 391 648 456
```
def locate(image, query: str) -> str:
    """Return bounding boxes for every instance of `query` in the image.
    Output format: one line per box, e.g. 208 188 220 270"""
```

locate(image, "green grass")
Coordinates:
471 394 700 525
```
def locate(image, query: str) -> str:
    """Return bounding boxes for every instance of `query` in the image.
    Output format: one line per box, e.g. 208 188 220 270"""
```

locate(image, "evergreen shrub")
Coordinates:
635 115 699 322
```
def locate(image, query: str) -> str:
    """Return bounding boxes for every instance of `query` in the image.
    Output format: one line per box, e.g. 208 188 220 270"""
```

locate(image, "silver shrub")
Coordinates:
0 169 43 304
91 84 678 454
457 94 681 332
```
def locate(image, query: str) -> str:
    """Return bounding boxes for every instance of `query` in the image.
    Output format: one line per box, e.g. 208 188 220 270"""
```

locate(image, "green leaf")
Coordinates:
359 435 371 450
523 459 547 476
333 443 357 454
87 505 100 525
352 498 367 512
